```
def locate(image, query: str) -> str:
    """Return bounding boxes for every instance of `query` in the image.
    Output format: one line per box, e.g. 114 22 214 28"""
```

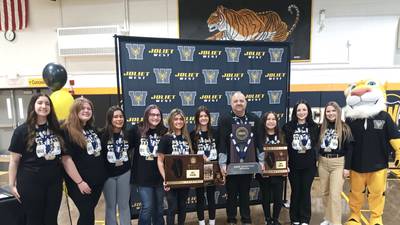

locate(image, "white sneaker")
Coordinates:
199 220 205 225
209 220 215 225
320 220 330 225
301 223 309 225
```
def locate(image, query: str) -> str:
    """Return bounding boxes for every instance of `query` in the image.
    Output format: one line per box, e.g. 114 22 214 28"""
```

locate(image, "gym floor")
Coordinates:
1 156 399 225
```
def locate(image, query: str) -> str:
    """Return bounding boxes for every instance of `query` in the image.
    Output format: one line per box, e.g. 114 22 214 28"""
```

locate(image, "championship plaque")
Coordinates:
204 161 224 186
164 154 204 188
263 144 288 176
227 124 260 175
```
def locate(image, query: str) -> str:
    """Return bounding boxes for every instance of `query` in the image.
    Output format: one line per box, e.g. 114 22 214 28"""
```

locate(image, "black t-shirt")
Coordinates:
130 126 164 187
158 134 190 155
319 122 354 169
190 128 218 161
282 122 320 169
63 126 106 186
346 111 400 172
101 130 132 178
8 123 62 173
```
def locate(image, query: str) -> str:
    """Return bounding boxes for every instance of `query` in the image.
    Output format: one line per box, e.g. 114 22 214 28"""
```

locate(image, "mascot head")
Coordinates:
344 79 387 119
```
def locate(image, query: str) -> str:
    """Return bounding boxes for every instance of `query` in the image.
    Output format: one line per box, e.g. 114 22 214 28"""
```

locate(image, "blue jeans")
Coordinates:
138 186 165 225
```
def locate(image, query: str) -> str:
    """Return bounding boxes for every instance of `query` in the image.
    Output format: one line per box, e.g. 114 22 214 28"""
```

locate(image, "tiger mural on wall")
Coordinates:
207 4 300 41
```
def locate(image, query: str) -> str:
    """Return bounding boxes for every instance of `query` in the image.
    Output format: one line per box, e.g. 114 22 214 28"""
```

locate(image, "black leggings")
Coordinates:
195 185 216 221
166 188 189 225
17 167 63 225
257 175 284 220
66 180 104 225
288 167 316 223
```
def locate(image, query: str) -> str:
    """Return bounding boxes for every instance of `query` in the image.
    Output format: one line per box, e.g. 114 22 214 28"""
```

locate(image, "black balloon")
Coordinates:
42 63 67 91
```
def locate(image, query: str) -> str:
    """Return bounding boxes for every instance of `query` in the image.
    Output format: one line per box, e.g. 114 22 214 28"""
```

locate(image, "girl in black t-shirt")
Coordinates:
101 106 132 225
157 108 192 225
318 101 353 225
256 112 286 225
131 104 167 225
190 106 218 225
8 93 64 225
61 97 106 225
282 100 319 225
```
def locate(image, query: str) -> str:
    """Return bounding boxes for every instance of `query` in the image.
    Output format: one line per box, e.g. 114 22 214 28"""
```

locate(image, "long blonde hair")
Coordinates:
319 101 352 146
167 108 193 153
62 97 95 149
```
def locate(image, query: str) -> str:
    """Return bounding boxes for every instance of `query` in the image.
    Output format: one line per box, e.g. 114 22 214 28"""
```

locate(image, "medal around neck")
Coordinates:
227 124 260 175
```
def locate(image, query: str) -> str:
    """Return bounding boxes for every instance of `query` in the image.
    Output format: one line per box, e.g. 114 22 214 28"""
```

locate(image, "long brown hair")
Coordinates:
261 111 285 144
26 93 64 151
103 106 126 141
138 104 167 137
62 97 95 149
167 108 192 153
193 106 213 144
319 101 352 146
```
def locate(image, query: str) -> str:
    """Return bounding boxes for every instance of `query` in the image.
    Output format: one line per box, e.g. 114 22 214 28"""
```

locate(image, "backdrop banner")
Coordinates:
115 35 291 217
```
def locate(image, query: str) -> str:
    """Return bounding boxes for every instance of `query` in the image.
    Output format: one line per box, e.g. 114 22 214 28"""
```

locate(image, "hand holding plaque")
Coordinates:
263 144 288 176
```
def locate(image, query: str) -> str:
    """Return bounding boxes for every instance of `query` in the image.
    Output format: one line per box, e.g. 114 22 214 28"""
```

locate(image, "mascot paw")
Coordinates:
345 218 361 225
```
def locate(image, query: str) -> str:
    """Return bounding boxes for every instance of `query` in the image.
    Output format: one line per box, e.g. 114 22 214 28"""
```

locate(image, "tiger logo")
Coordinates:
207 5 300 41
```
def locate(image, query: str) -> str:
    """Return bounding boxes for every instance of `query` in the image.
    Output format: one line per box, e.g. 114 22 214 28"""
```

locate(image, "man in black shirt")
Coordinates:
218 91 264 225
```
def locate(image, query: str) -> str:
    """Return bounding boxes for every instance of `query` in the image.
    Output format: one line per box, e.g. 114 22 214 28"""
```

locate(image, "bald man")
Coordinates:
218 91 264 225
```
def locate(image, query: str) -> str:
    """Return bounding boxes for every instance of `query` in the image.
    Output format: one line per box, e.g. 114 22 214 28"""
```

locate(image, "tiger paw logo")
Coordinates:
202 69 219 84
268 48 284 63
387 93 400 126
128 91 147 106
198 50 222 59
210 112 220 126
148 48 174 57
247 70 263 84
265 72 286 80
123 71 150 80
126 43 145 60
222 72 244 81
179 91 197 106
244 51 266 59
225 47 241 62
153 68 172 84
150 94 176 103
245 93 265 102
199 94 222 103
175 72 199 81
177 46 196 61
225 91 236 106
267 90 283 104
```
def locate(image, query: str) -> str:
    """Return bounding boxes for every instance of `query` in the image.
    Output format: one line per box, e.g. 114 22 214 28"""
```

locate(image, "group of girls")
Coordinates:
8 93 353 225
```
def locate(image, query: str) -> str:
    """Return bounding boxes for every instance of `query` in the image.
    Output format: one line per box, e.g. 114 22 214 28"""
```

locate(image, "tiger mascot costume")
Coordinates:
207 5 299 41
344 79 400 225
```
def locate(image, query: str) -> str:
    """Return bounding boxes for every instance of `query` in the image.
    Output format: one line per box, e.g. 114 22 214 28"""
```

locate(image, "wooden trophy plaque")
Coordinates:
164 154 204 188
204 161 225 186
263 144 288 176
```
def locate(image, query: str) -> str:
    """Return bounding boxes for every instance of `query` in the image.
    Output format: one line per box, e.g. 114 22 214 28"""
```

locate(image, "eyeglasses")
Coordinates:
149 113 161 117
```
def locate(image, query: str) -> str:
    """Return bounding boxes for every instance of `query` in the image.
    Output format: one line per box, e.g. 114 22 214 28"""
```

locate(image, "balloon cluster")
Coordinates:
42 63 74 120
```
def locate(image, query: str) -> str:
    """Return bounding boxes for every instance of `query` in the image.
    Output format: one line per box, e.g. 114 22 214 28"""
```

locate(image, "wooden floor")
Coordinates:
1 159 400 225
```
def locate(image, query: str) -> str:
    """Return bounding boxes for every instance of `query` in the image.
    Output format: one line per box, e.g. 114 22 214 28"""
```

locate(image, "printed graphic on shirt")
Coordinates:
266 135 280 145
320 128 338 152
139 133 161 160
106 135 129 164
292 126 311 153
373 119 385 130
197 133 217 160
35 128 61 160
83 129 102 157
171 135 190 155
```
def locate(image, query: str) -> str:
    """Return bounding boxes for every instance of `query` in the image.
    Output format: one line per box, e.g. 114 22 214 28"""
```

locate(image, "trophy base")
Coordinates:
227 162 261 175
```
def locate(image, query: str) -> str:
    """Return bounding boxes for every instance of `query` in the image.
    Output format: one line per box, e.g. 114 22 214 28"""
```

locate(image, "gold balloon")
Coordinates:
50 90 74 120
